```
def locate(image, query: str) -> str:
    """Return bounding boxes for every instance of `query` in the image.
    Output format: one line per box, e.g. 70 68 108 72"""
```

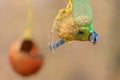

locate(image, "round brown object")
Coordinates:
54 13 79 41
9 39 43 76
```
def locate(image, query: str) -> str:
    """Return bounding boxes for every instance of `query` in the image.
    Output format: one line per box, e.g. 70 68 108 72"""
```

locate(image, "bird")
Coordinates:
49 0 98 52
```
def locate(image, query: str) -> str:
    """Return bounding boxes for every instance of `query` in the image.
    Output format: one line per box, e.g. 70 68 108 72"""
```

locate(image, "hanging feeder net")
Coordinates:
73 0 93 32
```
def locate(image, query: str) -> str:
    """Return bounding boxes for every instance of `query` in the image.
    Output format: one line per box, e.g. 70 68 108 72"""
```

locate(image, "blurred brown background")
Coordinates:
0 0 120 80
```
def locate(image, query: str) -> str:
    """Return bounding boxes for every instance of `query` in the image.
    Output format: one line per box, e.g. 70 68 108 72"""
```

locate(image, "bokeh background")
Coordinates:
0 0 120 80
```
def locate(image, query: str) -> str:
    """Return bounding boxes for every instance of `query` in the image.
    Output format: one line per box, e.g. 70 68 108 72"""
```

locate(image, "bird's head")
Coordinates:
89 31 98 45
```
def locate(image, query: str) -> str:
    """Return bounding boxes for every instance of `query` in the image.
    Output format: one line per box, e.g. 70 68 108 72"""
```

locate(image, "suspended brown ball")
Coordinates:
9 39 43 76
53 12 79 42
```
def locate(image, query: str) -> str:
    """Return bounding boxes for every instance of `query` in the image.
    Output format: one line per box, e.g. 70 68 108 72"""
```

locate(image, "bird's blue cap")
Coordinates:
89 31 98 45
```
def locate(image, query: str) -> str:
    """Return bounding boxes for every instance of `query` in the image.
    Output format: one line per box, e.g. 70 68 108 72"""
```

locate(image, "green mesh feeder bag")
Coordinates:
73 0 93 33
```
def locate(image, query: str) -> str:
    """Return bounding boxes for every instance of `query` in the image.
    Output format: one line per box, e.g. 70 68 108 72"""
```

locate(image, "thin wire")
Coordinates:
48 28 54 53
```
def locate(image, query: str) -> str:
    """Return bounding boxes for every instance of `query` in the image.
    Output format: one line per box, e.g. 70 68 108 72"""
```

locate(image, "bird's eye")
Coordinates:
78 31 84 35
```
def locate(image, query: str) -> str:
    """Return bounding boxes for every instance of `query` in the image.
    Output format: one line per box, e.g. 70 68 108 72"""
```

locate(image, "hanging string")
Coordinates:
24 0 32 40
66 0 72 12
